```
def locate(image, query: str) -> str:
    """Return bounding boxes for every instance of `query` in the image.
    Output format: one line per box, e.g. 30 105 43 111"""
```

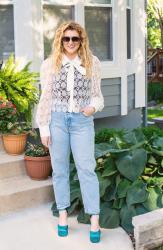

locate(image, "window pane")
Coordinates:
86 0 111 4
127 0 132 8
127 0 130 6
44 0 73 4
127 8 131 59
43 5 74 58
85 7 112 60
0 5 14 62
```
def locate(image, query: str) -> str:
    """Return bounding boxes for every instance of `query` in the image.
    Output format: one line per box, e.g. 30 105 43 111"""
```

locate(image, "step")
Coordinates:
0 135 4 152
0 203 134 250
0 175 54 215
0 151 26 179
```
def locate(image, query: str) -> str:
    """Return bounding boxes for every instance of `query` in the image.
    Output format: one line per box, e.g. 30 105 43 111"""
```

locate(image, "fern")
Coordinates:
0 54 39 122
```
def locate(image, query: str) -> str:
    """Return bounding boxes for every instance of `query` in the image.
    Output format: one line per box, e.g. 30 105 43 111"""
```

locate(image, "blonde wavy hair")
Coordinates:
51 21 93 78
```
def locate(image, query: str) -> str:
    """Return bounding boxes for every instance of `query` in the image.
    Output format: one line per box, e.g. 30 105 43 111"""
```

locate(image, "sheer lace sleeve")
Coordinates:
89 56 104 112
36 58 53 137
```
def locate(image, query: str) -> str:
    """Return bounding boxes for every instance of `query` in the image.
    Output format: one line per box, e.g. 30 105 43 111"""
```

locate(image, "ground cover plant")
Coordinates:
52 127 163 233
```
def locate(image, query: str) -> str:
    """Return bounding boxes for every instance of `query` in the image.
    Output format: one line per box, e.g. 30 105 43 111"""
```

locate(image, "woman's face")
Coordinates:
62 29 81 58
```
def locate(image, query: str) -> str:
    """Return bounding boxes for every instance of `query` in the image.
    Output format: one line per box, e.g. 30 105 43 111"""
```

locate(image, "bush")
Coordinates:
148 82 163 103
25 142 49 157
0 54 39 122
141 126 163 139
95 128 125 144
51 127 163 233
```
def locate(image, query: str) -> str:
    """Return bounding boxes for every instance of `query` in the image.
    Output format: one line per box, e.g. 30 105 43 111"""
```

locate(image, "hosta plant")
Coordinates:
51 127 163 233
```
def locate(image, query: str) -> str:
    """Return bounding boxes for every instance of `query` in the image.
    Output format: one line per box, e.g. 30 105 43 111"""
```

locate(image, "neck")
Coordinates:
64 52 78 60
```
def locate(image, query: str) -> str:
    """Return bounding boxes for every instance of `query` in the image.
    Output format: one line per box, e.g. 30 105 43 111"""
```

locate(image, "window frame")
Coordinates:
0 1 13 4
126 0 132 60
0 1 15 63
42 0 116 65
84 0 112 6
42 0 74 6
84 0 113 62
42 0 75 58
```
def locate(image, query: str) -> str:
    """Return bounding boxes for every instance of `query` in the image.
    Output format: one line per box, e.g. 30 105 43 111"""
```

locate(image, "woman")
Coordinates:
36 21 104 243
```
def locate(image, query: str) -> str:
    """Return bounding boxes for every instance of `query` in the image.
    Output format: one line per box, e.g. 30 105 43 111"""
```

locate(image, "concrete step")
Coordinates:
0 175 54 215
0 203 134 250
0 151 26 179
0 135 5 152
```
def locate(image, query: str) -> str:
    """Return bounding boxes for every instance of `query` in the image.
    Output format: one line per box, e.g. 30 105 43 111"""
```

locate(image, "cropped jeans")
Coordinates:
49 111 100 215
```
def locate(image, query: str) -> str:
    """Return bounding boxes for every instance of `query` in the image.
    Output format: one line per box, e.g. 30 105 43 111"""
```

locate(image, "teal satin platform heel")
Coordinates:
90 230 101 243
58 225 68 237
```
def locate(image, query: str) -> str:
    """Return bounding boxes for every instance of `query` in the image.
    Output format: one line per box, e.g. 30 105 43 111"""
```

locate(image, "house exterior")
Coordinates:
0 0 146 130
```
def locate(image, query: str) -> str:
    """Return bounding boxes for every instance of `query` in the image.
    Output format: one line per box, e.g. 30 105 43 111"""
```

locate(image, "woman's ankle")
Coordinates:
90 215 100 231
58 209 68 226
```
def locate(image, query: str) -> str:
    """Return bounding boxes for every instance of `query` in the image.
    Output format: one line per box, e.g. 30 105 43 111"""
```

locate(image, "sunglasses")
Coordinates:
62 36 81 43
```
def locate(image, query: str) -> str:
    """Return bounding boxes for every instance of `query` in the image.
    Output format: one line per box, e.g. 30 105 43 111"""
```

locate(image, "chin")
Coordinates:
67 50 77 54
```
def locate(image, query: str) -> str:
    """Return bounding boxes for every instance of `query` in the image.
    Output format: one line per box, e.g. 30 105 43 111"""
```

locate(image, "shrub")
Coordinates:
0 97 32 135
51 127 163 233
25 142 49 157
148 82 163 103
0 54 39 122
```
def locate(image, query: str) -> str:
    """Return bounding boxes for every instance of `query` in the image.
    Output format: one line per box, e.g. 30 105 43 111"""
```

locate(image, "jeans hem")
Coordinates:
85 210 100 215
57 204 70 211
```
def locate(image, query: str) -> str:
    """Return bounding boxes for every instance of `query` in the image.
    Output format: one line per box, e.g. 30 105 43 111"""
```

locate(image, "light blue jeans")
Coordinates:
49 111 100 215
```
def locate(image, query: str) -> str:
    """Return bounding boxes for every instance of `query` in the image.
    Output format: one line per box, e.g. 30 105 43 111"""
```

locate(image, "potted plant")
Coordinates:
0 54 39 123
0 98 34 155
24 142 52 180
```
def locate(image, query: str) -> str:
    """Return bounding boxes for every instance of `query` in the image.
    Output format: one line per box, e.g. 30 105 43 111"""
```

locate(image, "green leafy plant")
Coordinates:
25 142 50 157
0 54 39 122
148 82 163 103
0 97 33 135
141 125 163 138
51 127 163 233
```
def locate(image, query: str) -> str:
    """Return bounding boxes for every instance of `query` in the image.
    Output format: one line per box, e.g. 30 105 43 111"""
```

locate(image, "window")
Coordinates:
86 0 111 4
0 4 14 63
85 1 113 61
43 2 74 58
126 0 132 59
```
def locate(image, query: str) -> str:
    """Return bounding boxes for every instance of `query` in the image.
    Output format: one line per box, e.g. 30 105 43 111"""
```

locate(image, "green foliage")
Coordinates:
116 149 147 181
148 82 163 103
51 127 163 233
147 0 163 48
141 126 163 139
95 128 124 144
25 142 50 157
0 97 32 135
0 54 39 122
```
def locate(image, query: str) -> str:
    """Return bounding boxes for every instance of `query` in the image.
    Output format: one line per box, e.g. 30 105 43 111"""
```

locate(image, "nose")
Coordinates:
68 40 73 45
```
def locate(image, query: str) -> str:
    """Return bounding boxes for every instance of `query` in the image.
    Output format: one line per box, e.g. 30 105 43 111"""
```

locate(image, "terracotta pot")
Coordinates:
24 155 52 180
2 133 27 155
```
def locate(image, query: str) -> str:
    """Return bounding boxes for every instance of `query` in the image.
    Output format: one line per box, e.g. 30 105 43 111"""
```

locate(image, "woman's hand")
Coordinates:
41 136 51 148
80 106 95 116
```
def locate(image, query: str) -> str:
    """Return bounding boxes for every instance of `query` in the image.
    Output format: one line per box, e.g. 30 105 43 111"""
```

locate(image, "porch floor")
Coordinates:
0 202 134 250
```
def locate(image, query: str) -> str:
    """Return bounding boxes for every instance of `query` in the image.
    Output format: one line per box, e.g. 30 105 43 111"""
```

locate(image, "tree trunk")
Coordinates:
161 29 163 48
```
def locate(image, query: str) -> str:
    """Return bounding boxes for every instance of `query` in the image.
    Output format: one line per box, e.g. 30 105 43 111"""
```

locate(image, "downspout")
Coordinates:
142 0 148 127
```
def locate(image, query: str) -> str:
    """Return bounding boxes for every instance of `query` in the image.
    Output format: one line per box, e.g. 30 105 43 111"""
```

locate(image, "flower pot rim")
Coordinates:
2 132 28 137
24 155 51 161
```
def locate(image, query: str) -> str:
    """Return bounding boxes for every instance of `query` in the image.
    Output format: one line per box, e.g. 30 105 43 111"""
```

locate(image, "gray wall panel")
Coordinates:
127 74 135 112
95 106 121 118
94 108 142 130
102 85 120 96
94 77 121 118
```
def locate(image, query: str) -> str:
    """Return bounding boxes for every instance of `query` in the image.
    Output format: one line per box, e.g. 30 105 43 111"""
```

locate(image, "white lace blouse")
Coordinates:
36 54 104 137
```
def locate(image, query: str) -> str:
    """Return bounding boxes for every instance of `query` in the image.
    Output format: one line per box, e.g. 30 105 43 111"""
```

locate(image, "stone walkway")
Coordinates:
0 202 134 250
